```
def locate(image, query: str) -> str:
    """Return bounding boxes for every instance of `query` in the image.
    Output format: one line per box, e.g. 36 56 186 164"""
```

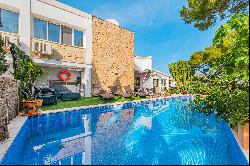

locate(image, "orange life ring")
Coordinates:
59 71 72 82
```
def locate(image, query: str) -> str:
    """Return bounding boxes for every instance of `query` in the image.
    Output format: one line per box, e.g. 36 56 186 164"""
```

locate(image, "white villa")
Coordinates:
134 56 170 93
0 0 135 97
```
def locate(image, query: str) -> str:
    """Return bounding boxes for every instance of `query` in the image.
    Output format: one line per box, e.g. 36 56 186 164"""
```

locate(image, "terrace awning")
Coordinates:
32 57 86 69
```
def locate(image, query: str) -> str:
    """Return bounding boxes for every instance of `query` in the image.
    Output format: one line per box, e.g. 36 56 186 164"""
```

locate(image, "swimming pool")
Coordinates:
0 96 248 165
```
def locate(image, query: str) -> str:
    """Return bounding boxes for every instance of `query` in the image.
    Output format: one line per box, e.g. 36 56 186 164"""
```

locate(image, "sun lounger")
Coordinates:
118 86 132 98
136 88 147 97
92 86 115 100
54 85 81 101
124 85 146 97
109 85 122 96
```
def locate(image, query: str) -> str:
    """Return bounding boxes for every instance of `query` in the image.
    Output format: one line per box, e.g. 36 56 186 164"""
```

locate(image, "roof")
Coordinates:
40 0 91 19
152 69 170 77
93 15 134 33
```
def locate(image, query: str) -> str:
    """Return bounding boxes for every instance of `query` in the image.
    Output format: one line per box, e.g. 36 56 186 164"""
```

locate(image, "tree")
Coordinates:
180 0 249 31
192 13 249 128
212 13 249 81
169 60 194 88
10 44 45 101
188 46 223 75
0 35 8 75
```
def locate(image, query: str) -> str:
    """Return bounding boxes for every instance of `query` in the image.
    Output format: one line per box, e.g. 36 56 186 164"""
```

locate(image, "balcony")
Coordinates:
31 38 86 64
0 31 20 53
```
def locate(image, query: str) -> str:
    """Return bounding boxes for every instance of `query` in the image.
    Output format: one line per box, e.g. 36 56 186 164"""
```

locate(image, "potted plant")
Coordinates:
164 89 171 96
10 44 45 115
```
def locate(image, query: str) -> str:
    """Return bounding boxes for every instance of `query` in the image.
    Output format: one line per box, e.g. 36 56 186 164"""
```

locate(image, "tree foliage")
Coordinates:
212 13 249 81
189 46 223 75
170 13 249 128
10 44 45 101
0 35 8 75
168 60 194 88
180 0 249 30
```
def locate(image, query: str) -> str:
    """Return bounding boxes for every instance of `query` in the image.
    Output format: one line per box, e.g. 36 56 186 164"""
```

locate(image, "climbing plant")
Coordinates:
141 69 153 78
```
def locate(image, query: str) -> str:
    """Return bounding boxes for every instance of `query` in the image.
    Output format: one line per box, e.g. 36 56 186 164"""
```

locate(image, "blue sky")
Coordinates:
58 0 225 74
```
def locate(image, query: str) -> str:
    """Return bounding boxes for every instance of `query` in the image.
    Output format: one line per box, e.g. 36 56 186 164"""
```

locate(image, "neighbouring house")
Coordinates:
0 0 134 97
134 56 170 93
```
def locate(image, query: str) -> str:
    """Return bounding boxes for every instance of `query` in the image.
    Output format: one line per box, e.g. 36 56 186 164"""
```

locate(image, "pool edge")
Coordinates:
41 95 188 114
0 116 28 162
229 127 249 163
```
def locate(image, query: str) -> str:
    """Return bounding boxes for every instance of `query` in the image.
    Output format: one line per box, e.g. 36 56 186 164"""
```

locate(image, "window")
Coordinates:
34 18 47 39
48 23 60 42
0 9 19 34
134 77 140 87
33 18 81 47
153 79 159 87
161 79 166 86
74 29 83 47
61 26 72 45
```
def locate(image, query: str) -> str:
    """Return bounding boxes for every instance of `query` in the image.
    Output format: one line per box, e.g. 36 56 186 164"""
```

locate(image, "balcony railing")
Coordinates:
31 38 86 64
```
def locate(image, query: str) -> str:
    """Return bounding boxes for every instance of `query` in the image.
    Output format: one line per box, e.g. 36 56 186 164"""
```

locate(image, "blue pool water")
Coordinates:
1 96 248 165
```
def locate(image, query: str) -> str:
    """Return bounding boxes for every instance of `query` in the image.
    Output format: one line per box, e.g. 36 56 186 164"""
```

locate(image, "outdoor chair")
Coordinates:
109 85 123 96
145 88 154 97
92 86 116 100
135 88 147 98
54 85 81 101
34 87 57 106
124 85 146 97
122 86 134 98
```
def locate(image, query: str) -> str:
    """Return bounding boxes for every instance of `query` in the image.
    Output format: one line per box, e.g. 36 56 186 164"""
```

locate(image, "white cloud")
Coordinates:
92 0 178 27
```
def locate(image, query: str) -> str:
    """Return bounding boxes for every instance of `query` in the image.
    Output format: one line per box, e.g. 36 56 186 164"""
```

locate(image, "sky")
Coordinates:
58 0 225 74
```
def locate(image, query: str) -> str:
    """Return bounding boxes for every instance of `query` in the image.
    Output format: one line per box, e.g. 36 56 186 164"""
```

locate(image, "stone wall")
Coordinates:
31 38 86 64
0 77 19 142
92 16 135 92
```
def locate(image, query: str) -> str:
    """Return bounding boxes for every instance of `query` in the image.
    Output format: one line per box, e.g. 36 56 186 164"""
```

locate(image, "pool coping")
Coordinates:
230 128 249 162
41 94 185 114
0 115 28 161
0 94 248 163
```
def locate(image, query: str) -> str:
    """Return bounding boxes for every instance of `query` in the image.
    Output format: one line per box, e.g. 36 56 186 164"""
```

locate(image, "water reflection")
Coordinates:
3 97 247 165
26 108 136 165
31 113 92 165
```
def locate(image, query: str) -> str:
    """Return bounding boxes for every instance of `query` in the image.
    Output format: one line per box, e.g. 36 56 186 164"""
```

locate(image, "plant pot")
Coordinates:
165 93 171 96
21 100 43 115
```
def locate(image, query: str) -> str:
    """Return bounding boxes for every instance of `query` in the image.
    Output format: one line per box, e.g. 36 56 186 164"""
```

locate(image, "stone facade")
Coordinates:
31 38 86 64
92 16 135 92
0 77 19 142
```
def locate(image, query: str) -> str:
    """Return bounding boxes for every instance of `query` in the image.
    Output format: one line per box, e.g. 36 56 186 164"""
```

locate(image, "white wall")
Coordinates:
31 0 91 30
151 70 170 91
36 67 80 84
0 0 20 12
35 67 82 92
134 72 153 90
134 56 152 72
